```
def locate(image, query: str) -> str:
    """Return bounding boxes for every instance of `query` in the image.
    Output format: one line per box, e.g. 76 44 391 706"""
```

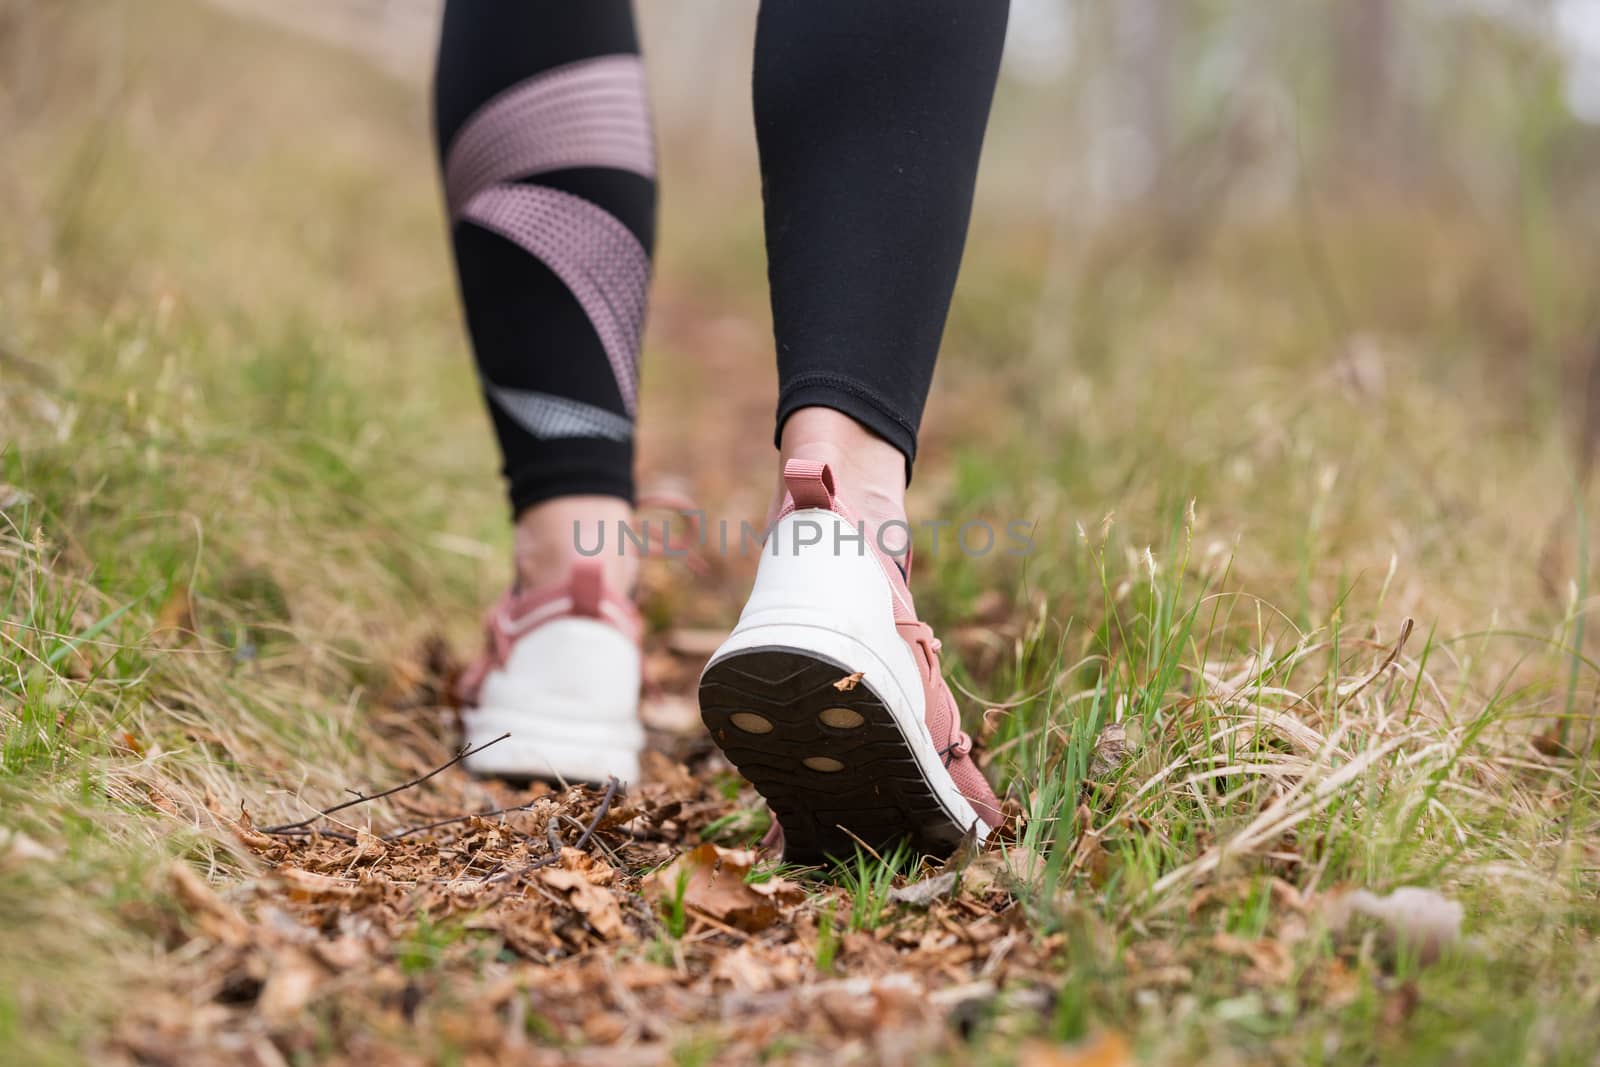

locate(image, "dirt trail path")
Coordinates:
116 657 1056 1064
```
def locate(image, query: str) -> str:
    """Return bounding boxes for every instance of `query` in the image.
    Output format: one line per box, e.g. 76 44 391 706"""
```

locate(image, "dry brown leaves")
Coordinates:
1020 1031 1133 1067
645 842 805 933
110 729 1063 1065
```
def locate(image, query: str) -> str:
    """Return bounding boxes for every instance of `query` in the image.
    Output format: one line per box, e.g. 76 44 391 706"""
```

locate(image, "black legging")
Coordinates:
434 1 1009 514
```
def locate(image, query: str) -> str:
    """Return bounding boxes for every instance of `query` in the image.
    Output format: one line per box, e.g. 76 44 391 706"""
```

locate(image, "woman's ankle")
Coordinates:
513 495 639 595
776 407 911 559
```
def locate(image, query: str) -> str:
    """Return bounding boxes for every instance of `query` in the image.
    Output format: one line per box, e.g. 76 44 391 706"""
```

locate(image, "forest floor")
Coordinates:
5 3 1600 1065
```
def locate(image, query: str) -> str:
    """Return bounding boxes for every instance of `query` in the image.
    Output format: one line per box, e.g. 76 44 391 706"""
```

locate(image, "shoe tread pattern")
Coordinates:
699 646 967 864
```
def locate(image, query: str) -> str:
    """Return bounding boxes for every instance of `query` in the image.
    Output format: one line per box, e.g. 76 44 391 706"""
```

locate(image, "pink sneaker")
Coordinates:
698 460 1003 863
457 559 644 784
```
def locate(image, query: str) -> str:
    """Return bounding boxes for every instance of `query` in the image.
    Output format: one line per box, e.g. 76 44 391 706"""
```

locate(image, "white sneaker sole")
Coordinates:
698 511 985 863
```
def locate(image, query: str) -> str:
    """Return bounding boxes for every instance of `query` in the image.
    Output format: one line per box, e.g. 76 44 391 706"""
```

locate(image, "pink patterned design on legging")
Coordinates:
444 54 654 220
459 184 648 416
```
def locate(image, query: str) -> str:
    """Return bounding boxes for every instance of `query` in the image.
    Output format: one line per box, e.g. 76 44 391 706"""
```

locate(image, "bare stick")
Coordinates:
383 798 542 842
261 826 360 844
568 777 618 853
560 812 624 867
488 777 619 885
261 733 510 834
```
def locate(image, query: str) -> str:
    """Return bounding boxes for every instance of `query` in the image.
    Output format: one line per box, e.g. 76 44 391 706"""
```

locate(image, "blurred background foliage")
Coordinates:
6 0 1598 459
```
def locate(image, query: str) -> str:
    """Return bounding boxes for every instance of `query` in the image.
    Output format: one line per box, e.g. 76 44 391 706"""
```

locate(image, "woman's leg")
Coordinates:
753 0 1010 542
436 3 655 783
434 1 654 595
698 0 1011 863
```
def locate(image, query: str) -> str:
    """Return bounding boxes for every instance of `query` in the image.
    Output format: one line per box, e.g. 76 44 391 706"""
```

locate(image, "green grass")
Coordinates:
662 866 693 941
812 898 841 976
830 840 915 933
4 0 1600 1063
699 805 771 846
395 915 471 977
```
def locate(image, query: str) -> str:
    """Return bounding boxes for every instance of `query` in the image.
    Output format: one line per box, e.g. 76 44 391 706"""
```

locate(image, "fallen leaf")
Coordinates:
645 843 802 932
562 846 617 884
833 672 864 692
1088 721 1129 780
745 872 801 906
1073 825 1112 888
963 846 1045 895
146 788 186 822
258 950 322 1026
594 963 668 1000
278 867 368 902
812 974 926 1036
169 862 250 946
491 902 559 958
640 751 699 792
1531 728 1573 758
313 937 368 971
939 823 984 875
710 943 781 994
1211 932 1293 984
352 829 389 864
664 628 726 658
232 814 284 854
1020 1031 1132 1067
540 866 625 940
1314 956 1361 1010
640 693 704 735
1188 876 1305 918
581 1012 628 1044
888 871 957 907
152 587 194 647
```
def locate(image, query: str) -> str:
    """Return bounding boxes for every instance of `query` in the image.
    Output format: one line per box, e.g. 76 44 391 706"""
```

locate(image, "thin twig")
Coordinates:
487 777 619 885
261 826 360 844
261 733 510 834
559 812 624 867
382 799 542 842
566 778 618 854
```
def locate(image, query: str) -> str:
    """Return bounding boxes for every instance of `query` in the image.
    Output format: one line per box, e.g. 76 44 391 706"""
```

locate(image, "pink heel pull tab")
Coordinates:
569 558 604 618
783 459 836 510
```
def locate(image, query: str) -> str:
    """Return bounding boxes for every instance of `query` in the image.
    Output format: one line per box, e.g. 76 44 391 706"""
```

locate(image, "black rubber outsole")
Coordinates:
698 645 968 866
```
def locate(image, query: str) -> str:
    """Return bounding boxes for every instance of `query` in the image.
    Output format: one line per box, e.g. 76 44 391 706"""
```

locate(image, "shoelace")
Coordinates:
937 736 975 767
904 624 974 767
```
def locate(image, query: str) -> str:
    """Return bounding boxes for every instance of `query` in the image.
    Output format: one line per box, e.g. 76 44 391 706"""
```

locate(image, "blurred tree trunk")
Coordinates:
1117 0 1175 176
1335 0 1395 161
